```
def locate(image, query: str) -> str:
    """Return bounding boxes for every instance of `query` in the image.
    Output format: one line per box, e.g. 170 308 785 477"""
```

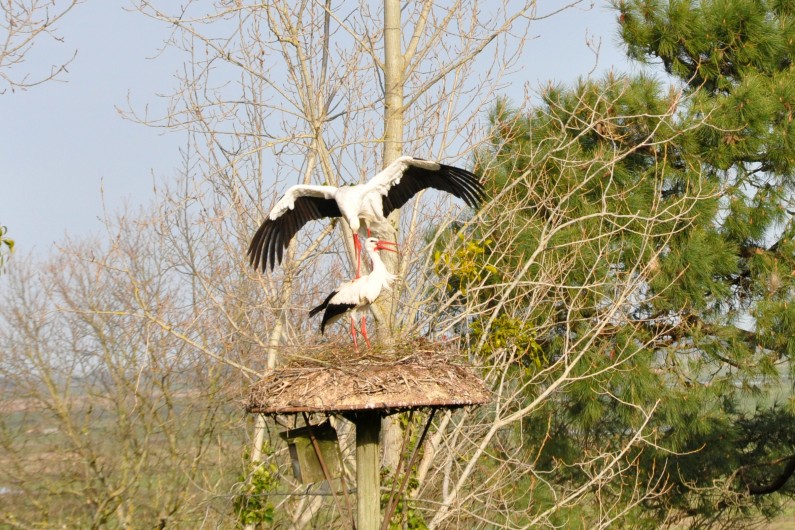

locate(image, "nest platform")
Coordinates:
246 340 490 415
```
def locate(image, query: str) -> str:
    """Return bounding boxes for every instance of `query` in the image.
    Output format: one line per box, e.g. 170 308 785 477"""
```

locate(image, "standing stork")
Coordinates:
309 237 398 350
248 156 485 277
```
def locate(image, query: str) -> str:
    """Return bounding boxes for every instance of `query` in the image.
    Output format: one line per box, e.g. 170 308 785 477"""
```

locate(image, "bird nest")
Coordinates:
246 339 491 414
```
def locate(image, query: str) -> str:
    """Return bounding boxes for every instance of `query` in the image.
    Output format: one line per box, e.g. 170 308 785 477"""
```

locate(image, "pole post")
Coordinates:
355 412 381 529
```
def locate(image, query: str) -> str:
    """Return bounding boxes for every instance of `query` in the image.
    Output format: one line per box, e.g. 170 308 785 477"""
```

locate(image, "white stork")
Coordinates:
308 237 398 349
248 155 485 276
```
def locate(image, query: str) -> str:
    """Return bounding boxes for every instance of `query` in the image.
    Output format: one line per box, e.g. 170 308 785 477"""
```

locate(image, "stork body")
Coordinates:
309 238 397 349
248 156 485 275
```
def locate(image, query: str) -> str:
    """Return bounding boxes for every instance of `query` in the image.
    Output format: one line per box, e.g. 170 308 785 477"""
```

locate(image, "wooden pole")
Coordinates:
355 412 381 530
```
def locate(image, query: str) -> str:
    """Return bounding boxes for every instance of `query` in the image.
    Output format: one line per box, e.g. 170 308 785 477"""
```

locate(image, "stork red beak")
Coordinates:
375 240 398 252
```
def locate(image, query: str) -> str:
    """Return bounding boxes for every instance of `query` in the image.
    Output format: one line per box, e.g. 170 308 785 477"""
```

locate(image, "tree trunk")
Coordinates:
378 0 405 473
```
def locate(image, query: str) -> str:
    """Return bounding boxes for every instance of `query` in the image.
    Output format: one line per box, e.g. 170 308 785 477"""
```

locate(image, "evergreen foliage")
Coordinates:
433 1 795 525
0 225 13 273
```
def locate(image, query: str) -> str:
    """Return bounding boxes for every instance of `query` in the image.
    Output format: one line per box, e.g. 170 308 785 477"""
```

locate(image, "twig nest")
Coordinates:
246 339 491 414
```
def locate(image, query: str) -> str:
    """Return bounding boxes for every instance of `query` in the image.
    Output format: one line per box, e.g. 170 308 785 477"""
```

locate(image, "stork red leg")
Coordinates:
350 316 359 351
353 233 362 279
361 314 371 348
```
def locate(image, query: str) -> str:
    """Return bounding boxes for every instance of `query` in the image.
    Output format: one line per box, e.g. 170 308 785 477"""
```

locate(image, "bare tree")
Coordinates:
118 1 713 528
0 0 78 94
0 1 725 528
0 0 77 267
125 0 583 479
0 209 249 528
392 78 721 527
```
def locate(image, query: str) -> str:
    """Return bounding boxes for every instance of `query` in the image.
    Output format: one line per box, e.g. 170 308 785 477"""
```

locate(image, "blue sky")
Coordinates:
0 2 635 256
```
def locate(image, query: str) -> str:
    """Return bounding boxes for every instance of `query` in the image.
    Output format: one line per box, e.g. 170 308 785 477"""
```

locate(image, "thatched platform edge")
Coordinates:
246 396 490 415
245 344 491 415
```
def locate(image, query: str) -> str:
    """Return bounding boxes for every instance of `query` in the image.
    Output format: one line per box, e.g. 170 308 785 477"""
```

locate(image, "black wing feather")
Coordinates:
319 301 356 335
309 290 354 335
248 195 342 271
309 290 337 318
382 163 486 218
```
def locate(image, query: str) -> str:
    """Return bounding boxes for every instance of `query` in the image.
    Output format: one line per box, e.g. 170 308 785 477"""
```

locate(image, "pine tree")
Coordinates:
433 1 795 526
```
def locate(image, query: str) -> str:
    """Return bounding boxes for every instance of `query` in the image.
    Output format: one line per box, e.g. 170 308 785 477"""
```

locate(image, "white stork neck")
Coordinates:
365 247 393 276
